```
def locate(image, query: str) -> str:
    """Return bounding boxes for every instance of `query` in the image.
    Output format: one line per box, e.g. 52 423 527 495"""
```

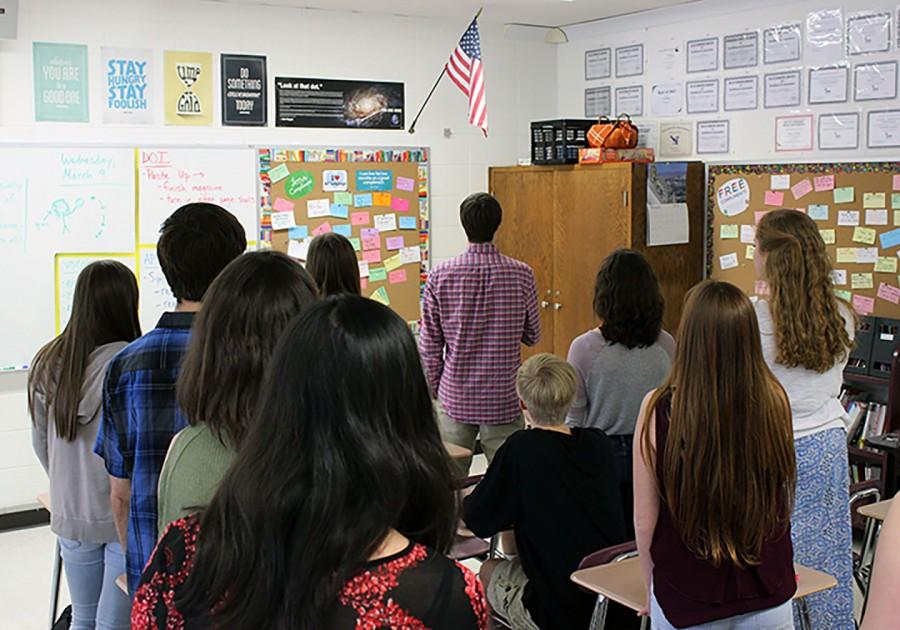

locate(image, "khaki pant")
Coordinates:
435 402 523 478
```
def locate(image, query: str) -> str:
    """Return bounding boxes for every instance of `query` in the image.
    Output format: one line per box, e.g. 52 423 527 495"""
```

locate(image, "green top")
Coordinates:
157 423 237 534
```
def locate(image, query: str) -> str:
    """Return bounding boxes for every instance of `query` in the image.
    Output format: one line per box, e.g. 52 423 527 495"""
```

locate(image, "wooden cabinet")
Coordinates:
490 162 705 357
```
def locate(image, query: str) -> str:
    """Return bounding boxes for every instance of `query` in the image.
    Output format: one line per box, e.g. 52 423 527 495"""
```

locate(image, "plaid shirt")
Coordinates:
419 243 540 425
94 312 193 594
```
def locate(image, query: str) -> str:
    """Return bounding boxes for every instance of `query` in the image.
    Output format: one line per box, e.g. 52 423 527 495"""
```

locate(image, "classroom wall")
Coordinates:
557 0 900 162
0 0 556 512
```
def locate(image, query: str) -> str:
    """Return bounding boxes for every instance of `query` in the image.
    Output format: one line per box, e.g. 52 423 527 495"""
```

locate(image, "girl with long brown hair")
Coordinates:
634 280 797 629
754 208 856 629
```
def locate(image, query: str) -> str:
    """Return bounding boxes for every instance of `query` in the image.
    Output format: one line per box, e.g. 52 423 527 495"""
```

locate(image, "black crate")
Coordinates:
869 317 900 378
847 316 874 376
531 119 594 165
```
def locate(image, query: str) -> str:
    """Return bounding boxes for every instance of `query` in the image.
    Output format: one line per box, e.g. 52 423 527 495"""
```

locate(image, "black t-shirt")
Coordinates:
464 427 627 630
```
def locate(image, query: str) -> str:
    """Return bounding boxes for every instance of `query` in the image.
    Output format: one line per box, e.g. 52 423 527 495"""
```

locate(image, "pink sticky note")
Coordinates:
351 211 370 226
361 227 381 251
764 191 784 206
894 175 900 190
754 280 770 296
273 197 295 213
877 282 900 304
361 278 368 290
386 236 404 250
312 222 332 236
363 249 382 263
396 176 415 192
391 197 410 212
388 269 407 284
853 294 875 315
755 211 768 224
791 179 813 200
814 175 835 192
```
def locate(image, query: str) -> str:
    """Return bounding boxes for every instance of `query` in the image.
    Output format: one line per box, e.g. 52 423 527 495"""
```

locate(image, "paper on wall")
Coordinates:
647 203 689 246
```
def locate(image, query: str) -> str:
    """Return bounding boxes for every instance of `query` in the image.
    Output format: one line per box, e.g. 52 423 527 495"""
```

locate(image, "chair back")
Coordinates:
578 541 637 570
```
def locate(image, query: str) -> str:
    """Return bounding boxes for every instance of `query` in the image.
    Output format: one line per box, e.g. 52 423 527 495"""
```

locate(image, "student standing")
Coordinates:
305 232 361 296
567 249 674 534
157 251 318 531
132 296 488 629
634 280 797 629
94 203 246 595
755 209 856 629
419 192 541 477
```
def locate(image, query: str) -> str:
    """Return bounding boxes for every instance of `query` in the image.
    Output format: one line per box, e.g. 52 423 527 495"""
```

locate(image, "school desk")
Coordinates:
444 441 472 460
857 496 895 621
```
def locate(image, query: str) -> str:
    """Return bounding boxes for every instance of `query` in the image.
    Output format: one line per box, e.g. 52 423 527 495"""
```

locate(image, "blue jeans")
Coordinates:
651 586 793 629
610 434 634 538
58 538 131 630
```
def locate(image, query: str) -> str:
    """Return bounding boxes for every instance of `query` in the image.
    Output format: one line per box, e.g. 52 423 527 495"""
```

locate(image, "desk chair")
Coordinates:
850 487 882 593
856 495 894 622
576 541 645 630
37 493 63 630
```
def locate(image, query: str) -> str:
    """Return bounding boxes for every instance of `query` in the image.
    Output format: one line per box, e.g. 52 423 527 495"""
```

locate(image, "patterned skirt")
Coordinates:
791 428 855 629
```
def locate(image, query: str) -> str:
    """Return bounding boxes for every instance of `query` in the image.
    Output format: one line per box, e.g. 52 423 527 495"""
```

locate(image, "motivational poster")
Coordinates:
164 50 213 126
101 47 152 124
33 42 89 122
221 53 267 126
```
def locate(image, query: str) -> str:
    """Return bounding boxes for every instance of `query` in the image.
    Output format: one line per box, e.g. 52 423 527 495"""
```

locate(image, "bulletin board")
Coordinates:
258 147 430 324
708 163 900 318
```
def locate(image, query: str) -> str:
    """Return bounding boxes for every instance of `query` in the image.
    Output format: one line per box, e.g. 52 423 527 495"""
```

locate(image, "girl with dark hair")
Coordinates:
30 260 141 630
305 232 361 296
156 251 318 531
132 295 488 629
566 249 674 534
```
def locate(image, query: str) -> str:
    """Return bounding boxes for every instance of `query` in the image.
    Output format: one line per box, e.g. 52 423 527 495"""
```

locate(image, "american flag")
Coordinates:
446 19 488 136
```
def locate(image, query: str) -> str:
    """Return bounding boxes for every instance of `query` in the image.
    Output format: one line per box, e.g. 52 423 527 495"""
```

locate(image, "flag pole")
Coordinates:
408 7 483 134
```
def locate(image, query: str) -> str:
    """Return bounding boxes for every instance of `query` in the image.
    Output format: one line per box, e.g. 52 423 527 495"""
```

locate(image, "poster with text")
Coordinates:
33 42 89 122
163 50 213 126
221 54 267 126
101 47 152 124
275 77 404 129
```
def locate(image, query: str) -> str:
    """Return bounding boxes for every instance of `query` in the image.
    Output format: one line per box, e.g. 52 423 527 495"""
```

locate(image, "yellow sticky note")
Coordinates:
836 248 856 263
876 256 899 273
819 229 836 244
851 272 874 289
894 210 900 226
720 224 739 239
745 245 755 260
893 193 900 210
383 253 403 271
853 227 877 245
864 192 887 208
369 286 391 306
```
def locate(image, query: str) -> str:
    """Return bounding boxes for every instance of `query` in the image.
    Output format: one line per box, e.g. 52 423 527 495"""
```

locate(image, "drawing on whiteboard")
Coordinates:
0 180 27 250
36 195 108 238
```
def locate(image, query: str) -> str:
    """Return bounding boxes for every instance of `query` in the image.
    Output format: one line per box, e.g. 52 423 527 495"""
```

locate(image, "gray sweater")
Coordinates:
31 341 127 543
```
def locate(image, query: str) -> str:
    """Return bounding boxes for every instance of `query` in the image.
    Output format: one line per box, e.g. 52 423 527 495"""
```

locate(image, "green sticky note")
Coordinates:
834 289 852 302
864 192 887 208
334 191 353 206
285 170 315 199
268 163 290 183
892 193 900 210
370 286 391 306
369 266 387 282
833 187 855 204
349 237 361 252
876 257 899 273
720 224 739 239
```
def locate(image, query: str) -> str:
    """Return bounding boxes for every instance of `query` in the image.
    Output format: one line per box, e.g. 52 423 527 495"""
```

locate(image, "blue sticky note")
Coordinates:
288 226 309 240
354 193 373 208
808 204 829 221
880 228 900 250
330 204 349 219
356 170 393 191
399 216 417 230
333 224 352 237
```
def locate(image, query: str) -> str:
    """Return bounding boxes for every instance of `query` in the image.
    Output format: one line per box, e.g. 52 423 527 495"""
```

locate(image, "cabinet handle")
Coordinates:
541 300 550 309
553 303 563 310
623 190 628 206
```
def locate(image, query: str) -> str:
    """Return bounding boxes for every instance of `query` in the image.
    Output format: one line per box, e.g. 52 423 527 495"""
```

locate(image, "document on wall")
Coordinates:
686 37 718 73
775 114 813 152
585 48 612 80
723 32 759 69
650 40 684 77
686 80 719 113
658 121 693 158
854 62 898 101
764 71 801 108
585 86 611 118
615 85 643 116
763 24 802 64
696 120 730 154
650 82 685 117
808 66 848 104
724 76 759 111
805 8 844 66
818 113 859 150
647 204 690 246
847 12 891 55
635 121 659 150
867 110 900 148
615 44 644 77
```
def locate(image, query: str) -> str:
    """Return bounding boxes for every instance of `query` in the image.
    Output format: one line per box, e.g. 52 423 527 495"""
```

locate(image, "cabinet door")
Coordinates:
491 168 555 357
552 166 632 354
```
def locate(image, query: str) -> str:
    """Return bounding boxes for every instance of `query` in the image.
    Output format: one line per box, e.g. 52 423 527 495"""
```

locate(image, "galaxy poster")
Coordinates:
274 77 404 129
221 54 267 126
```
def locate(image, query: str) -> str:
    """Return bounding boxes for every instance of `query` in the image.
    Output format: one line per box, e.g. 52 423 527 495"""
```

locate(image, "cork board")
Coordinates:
258 147 430 324
708 163 900 318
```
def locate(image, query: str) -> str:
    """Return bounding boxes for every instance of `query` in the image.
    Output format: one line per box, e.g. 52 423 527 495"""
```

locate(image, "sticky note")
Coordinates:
307 198 331 218
386 236 404 250
288 226 309 240
895 210 900 226
866 209 888 225
388 269 407 284
273 197 295 213
361 228 381 251
880 228 900 250
745 245 755 260
814 175 835 192
819 229 835 244
270 211 296 230
878 282 900 304
349 237 361 252
853 227 877 245
719 253 739 270
834 289 851 302
391 197 410 212
808 204 829 221
893 193 900 210
396 176 415 192
764 191 784 206
351 211 371 226
369 286 391 306
831 270 847 285
755 211 768 224
372 192 392 207
374 213 397 232
837 210 860 226
755 280 770 295
791 179 813 200
399 216 417 230
400 246 421 264
834 187 855 204
851 273 873 290
312 222 332 236
853 294 875 315
720 224 739 239
287 238 310 261
384 254 403 272
864 193 887 208
268 163 290 183
333 224 352 238
740 225 756 244
329 204 349 219
770 175 791 190
876 257 898 273
836 248 856 263
354 193 373 208
333 192 353 206
358 261 370 278
363 249 382 263
894 175 900 190
857 248 879 263
360 278 368 290
369 266 387 282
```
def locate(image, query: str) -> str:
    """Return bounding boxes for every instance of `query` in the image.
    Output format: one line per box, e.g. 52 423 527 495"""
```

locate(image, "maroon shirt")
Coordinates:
651 393 796 628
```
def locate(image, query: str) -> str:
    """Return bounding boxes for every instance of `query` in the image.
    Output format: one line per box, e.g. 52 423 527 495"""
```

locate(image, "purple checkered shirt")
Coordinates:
419 242 541 425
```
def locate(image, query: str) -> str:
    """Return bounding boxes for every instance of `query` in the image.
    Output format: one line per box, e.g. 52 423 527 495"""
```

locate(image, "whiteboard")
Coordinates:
56 253 138 333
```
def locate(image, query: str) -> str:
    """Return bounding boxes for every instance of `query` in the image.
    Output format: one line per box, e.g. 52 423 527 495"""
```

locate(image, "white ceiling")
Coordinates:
210 0 701 27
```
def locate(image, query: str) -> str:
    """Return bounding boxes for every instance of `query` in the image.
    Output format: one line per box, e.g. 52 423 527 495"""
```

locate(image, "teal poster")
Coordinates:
33 42 89 122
